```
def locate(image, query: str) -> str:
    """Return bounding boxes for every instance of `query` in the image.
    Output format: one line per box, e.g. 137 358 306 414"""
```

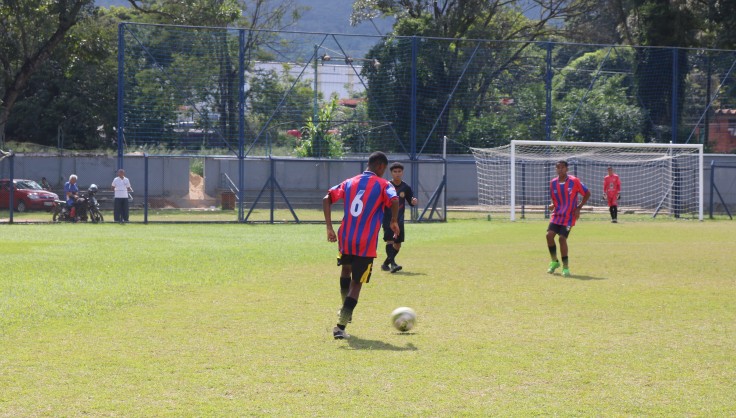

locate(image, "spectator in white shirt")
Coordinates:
111 169 133 223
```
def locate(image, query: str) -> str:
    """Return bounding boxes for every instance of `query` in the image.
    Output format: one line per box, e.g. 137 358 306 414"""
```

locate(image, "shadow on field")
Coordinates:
383 271 425 277
341 336 418 351
569 274 607 281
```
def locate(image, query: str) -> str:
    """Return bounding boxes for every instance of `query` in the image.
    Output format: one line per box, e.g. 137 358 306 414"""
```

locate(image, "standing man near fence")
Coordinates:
323 151 399 340
112 169 133 223
603 166 621 223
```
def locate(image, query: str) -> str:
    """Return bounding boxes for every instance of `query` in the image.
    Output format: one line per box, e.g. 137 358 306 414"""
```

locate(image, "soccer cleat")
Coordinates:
612 219 618 223
562 268 571 277
390 263 402 273
547 261 560 274
333 326 350 340
381 264 391 271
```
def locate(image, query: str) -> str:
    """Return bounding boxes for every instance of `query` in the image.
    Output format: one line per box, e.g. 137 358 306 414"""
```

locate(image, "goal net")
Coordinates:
472 140 703 221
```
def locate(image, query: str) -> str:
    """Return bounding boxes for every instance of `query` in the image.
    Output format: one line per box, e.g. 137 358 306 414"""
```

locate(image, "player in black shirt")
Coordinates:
381 162 418 273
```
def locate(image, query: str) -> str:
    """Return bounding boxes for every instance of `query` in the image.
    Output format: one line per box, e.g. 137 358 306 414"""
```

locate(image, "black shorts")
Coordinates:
547 222 572 238
336 254 375 283
383 224 405 243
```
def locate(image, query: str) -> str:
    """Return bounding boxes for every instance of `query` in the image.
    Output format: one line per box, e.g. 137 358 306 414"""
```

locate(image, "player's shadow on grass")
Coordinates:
387 271 425 277
569 274 607 281
341 335 418 351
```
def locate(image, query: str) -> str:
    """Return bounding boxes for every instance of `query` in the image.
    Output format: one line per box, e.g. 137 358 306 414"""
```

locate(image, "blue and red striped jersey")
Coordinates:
550 175 589 227
328 171 398 257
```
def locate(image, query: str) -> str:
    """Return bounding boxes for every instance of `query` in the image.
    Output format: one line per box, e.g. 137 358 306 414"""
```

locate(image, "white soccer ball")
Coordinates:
391 307 416 332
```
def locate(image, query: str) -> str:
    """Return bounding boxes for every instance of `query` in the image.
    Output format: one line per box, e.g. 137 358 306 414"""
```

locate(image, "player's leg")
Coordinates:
390 242 402 273
335 256 373 339
339 264 351 304
558 227 572 277
546 224 561 273
382 240 395 271
382 226 395 271
390 225 405 273
335 256 353 334
612 205 618 222
606 194 617 221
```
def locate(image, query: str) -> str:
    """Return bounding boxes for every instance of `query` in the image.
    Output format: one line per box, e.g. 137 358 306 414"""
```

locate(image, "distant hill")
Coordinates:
97 0 393 36
98 0 393 55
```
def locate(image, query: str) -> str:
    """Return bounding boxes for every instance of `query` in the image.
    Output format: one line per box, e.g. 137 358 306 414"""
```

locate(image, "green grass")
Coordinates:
1 219 735 416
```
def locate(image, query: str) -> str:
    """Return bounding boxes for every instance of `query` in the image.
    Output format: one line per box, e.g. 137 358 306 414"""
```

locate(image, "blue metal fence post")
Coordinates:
238 29 246 222
671 48 679 144
410 36 418 219
545 42 553 141
410 36 418 160
117 23 125 170
709 160 714 219
144 153 148 224
8 152 14 223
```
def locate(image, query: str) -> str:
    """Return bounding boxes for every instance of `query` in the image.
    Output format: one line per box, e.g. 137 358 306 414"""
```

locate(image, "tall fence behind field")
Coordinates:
118 22 736 158
117 24 736 220
9 24 736 222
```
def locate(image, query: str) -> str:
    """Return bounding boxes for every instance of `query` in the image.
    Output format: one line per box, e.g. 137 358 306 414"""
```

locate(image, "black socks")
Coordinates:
340 276 351 303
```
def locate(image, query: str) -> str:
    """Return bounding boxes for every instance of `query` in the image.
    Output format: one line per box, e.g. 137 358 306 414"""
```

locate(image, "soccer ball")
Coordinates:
391 307 416 332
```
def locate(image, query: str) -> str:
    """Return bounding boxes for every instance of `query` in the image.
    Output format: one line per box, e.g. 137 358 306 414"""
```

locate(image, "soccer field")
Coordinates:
1 219 735 416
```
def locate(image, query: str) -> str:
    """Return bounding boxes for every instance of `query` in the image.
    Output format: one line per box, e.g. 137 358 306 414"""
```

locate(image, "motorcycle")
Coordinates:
51 184 104 223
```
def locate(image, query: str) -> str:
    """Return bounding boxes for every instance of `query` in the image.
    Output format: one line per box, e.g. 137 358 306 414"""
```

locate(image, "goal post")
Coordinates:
472 140 703 221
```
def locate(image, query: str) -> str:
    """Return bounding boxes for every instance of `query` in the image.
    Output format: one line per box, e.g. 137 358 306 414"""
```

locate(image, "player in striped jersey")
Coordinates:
323 152 400 339
546 160 590 277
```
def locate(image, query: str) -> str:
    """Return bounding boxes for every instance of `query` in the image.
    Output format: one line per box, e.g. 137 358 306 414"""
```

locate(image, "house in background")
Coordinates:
708 109 736 153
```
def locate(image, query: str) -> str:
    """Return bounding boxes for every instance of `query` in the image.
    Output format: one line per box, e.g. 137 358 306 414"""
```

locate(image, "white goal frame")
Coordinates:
474 140 703 221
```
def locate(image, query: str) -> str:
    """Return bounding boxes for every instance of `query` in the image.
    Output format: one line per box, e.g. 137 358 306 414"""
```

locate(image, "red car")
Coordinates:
0 179 59 212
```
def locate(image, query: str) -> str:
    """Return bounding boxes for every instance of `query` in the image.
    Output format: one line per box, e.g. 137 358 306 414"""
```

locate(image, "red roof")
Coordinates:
339 98 365 108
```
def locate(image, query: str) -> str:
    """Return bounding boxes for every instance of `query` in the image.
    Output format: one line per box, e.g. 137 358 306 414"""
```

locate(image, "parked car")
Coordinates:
0 179 59 212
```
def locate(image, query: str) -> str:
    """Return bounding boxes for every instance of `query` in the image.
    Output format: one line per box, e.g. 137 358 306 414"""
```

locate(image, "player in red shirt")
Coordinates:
603 166 621 223
546 160 590 277
323 152 399 339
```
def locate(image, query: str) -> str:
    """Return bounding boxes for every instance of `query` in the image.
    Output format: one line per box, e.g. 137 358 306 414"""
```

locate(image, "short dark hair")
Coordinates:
556 160 568 167
389 162 404 171
368 151 388 169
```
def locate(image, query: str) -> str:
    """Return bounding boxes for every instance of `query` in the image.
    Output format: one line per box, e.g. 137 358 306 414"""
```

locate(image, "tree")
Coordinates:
553 49 645 142
0 0 95 147
6 6 130 149
353 0 585 152
247 64 314 150
123 0 304 153
622 1 697 141
295 96 344 157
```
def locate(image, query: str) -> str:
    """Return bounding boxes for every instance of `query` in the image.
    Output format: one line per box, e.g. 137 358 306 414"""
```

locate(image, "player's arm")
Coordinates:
573 188 591 220
579 189 591 208
408 187 418 206
389 198 400 237
322 194 337 242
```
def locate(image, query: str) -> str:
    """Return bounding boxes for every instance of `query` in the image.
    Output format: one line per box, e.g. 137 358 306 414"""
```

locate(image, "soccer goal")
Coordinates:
472 140 703 221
